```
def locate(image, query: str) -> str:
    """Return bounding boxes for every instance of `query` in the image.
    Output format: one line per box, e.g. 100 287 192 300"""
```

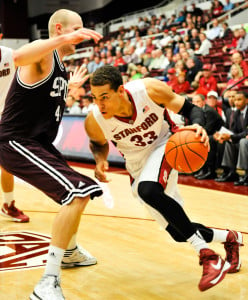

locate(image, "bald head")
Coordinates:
48 9 83 37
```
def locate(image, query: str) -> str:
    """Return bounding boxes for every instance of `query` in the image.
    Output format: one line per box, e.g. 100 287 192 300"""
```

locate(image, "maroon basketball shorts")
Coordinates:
0 139 102 205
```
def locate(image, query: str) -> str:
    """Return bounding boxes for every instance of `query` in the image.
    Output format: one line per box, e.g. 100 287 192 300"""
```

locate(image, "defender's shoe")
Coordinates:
0 200 29 222
198 249 230 292
61 246 97 268
30 275 65 300
223 230 243 273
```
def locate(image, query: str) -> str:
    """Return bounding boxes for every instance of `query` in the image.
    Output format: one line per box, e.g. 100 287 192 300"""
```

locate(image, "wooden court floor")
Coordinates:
0 166 247 300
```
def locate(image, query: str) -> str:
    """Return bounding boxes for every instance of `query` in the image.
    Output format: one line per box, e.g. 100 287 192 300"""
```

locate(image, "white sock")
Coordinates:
67 233 77 250
3 192 14 206
44 245 65 277
187 231 208 254
212 229 229 243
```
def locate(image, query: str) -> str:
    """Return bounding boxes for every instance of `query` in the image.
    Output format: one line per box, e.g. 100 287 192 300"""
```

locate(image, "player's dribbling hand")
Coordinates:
95 160 110 182
181 124 210 150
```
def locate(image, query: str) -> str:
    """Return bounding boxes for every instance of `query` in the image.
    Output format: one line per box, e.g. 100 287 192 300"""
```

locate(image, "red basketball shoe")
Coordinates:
0 200 29 222
198 249 230 292
223 230 243 273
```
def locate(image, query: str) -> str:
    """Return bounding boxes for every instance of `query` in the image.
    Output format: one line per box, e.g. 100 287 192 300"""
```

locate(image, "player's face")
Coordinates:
91 84 122 119
62 15 83 54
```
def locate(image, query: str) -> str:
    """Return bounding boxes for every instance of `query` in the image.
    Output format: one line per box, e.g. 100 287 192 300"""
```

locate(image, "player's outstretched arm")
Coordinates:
13 28 102 66
85 112 110 182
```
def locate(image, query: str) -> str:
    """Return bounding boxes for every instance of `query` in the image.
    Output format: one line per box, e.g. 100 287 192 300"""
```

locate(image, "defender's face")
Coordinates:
91 84 121 119
62 14 83 55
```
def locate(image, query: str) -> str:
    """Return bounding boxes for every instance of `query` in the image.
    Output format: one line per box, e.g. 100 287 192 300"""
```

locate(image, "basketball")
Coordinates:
165 129 208 173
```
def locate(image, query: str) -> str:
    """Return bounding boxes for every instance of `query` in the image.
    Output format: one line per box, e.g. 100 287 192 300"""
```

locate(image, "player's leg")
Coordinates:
0 140 102 300
166 223 243 273
0 167 29 222
132 144 230 291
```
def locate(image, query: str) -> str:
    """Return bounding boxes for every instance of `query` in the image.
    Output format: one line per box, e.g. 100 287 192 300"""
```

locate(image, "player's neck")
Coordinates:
116 93 134 118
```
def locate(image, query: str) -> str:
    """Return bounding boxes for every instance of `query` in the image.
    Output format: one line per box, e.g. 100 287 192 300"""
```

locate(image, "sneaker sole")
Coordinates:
0 210 29 223
61 260 97 268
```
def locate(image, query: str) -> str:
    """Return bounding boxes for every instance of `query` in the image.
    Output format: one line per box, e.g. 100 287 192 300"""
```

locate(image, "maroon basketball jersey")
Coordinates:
0 50 68 143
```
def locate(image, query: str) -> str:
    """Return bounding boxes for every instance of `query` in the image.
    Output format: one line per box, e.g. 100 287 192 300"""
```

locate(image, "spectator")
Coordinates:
98 40 107 56
65 94 82 114
211 0 224 17
162 51 175 78
218 63 248 92
206 18 222 40
206 90 226 122
88 55 105 73
175 59 187 75
141 50 152 67
220 22 233 39
106 41 116 56
81 94 94 114
148 49 168 71
175 11 186 24
134 38 146 57
113 50 127 73
223 0 234 12
213 90 238 174
194 32 212 56
194 64 218 95
186 58 199 83
144 37 156 55
190 3 204 17
192 93 224 179
166 68 178 90
236 28 248 52
87 54 96 73
231 51 248 77
173 72 191 94
106 50 114 65
215 91 248 183
194 15 206 31
183 41 194 56
190 28 201 50
81 57 89 69
222 28 240 53
116 38 125 55
157 30 174 48
222 89 238 113
233 135 248 186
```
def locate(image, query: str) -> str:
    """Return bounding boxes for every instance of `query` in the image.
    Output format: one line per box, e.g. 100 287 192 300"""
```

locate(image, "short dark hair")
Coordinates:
236 90 248 98
90 65 123 92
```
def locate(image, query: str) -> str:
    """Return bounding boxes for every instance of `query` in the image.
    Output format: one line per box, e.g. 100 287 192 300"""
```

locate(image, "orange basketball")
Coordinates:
165 129 208 174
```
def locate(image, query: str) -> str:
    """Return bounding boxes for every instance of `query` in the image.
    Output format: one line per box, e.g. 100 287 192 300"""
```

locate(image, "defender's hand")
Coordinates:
95 160 109 182
68 66 89 89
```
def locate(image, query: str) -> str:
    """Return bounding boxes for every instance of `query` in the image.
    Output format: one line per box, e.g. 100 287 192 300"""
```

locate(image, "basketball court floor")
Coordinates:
0 164 247 300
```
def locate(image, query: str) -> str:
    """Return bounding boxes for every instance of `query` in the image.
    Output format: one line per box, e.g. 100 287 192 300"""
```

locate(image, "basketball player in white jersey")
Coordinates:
0 45 29 222
85 65 243 292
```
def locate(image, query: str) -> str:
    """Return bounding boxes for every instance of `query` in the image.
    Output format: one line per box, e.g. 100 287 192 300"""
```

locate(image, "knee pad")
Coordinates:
137 181 165 205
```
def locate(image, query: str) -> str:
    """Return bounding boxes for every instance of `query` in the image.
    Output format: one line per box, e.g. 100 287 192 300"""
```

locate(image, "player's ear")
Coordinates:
55 23 63 35
118 85 125 97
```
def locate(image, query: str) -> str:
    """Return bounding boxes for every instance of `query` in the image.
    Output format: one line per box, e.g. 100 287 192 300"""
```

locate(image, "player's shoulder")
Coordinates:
0 45 13 55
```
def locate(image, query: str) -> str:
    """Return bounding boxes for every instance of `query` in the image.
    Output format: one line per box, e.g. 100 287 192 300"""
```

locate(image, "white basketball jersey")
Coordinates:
0 46 15 115
92 79 177 178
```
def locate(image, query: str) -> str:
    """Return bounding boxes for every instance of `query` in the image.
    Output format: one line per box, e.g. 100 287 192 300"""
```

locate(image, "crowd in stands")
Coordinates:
64 0 248 186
